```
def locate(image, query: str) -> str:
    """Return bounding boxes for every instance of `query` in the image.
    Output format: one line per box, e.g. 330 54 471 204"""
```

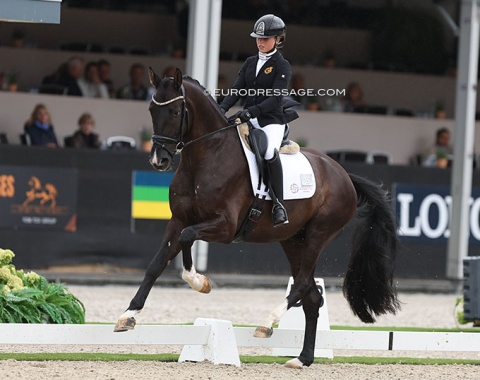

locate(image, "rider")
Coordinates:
219 14 297 227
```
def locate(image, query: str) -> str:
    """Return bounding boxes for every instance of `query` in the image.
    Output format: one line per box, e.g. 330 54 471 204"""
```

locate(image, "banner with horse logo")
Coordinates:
0 165 77 231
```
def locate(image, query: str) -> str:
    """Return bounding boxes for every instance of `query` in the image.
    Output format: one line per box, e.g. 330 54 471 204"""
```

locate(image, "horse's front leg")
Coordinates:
178 217 235 294
114 218 183 332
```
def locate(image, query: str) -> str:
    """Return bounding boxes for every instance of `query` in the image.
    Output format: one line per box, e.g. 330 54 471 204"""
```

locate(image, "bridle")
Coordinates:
150 85 189 159
150 84 238 159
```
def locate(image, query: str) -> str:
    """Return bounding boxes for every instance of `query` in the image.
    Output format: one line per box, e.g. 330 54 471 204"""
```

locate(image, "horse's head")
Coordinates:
148 67 186 171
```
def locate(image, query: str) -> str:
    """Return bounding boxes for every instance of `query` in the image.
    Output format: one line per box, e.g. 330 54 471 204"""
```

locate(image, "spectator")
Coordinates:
53 56 85 96
342 82 366 112
423 127 453 168
116 63 148 101
23 104 59 148
98 59 114 97
288 73 319 111
11 28 25 48
78 61 109 99
68 113 100 149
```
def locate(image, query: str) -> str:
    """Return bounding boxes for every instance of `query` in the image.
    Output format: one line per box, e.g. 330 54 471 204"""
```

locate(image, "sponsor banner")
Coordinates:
393 183 480 243
0 165 77 231
131 171 173 220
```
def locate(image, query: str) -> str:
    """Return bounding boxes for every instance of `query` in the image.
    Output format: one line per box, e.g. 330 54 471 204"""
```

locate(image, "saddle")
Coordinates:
233 120 299 241
237 122 300 155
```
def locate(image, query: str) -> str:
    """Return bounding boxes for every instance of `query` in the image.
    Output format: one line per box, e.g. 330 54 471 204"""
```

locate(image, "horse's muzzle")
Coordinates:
149 148 172 171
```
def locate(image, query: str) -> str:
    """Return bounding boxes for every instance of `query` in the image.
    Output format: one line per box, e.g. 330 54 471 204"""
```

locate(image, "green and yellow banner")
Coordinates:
131 171 174 220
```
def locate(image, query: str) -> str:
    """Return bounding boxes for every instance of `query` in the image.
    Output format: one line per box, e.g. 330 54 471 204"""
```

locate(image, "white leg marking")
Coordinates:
259 299 288 328
119 309 139 320
182 265 206 292
285 358 304 369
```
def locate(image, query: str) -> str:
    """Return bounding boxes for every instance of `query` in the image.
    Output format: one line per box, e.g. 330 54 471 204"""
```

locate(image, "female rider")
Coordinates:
219 14 297 226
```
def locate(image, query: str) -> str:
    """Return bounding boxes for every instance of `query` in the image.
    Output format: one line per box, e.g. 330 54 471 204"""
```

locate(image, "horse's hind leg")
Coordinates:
255 233 328 368
114 219 183 332
285 276 322 369
180 235 211 294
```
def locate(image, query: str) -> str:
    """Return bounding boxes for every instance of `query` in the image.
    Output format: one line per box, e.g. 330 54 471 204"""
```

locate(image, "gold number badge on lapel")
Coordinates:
264 66 273 74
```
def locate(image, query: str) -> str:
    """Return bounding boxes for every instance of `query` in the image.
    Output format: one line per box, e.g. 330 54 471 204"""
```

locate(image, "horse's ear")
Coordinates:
173 68 183 89
148 67 161 88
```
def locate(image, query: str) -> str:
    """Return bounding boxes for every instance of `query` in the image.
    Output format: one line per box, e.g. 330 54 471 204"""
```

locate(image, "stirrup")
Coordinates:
272 203 289 226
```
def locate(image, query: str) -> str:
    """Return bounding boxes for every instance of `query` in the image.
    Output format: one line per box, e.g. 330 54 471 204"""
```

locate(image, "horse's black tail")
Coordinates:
343 173 400 323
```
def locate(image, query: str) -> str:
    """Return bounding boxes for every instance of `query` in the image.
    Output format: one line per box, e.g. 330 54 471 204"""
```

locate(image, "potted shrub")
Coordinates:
140 127 153 152
7 72 19 92
436 150 449 168
435 100 446 119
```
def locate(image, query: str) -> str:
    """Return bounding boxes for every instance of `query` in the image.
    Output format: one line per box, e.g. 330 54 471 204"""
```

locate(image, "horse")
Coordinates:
23 176 57 208
114 67 400 369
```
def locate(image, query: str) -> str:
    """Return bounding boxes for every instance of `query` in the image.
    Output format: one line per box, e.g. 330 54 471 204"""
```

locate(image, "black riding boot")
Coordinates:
266 151 289 226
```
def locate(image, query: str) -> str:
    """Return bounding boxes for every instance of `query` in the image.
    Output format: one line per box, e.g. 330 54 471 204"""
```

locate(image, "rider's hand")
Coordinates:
238 109 252 123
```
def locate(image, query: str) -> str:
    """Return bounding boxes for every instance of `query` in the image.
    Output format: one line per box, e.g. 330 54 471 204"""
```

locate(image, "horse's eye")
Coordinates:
173 110 180 117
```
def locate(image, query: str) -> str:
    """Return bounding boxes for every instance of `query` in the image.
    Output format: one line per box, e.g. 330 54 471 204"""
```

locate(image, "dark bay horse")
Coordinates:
114 68 400 368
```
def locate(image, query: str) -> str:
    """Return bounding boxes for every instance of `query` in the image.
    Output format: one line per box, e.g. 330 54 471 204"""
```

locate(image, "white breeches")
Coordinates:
250 118 285 160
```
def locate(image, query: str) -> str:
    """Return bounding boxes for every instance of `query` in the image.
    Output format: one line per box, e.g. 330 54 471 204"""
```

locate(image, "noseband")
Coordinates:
150 84 238 158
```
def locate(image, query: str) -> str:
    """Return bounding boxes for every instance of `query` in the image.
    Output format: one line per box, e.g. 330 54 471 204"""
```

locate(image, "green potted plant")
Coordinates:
140 126 152 152
436 150 449 168
7 72 19 92
435 100 446 119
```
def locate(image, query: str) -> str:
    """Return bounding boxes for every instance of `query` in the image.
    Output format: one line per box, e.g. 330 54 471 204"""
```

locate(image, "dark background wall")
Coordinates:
1 144 477 280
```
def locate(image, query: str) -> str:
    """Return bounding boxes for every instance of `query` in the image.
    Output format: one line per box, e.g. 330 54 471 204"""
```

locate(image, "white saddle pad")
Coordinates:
237 126 316 200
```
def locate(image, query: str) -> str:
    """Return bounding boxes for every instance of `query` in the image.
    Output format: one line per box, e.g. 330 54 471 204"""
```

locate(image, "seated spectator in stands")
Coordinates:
44 56 85 96
78 61 109 99
423 127 453 168
24 104 59 148
341 82 366 112
116 63 148 101
11 28 25 48
68 113 100 149
98 59 114 97
287 73 319 111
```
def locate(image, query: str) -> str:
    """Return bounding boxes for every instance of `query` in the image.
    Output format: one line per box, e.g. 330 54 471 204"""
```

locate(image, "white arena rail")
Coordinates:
1 318 480 367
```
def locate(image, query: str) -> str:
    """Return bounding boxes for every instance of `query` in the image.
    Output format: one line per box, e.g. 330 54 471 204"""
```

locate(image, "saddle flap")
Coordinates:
247 127 268 158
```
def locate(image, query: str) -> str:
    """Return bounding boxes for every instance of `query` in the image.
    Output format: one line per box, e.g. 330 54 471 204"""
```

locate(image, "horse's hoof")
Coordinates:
284 358 304 369
253 326 273 338
199 277 212 294
113 317 136 332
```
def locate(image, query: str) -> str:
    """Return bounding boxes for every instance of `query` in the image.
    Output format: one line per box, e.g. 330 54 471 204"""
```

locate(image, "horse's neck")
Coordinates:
181 115 244 176
183 87 246 175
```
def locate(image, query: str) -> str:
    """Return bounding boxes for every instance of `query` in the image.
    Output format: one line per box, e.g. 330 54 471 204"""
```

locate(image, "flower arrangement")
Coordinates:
0 248 85 324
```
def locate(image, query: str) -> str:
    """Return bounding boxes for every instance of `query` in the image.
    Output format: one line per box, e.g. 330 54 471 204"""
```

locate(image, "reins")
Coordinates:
151 85 238 157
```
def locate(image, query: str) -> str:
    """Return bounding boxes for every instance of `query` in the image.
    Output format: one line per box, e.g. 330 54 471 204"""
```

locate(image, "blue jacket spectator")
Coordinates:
23 104 59 148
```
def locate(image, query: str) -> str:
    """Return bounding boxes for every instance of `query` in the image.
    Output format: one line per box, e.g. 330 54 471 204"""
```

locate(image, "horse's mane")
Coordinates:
182 76 228 121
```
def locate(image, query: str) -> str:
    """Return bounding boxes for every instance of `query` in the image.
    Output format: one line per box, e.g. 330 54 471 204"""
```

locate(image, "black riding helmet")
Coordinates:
250 14 286 48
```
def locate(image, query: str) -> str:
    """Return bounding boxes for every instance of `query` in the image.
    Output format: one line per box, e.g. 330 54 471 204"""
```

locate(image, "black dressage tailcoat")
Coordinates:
220 51 298 126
